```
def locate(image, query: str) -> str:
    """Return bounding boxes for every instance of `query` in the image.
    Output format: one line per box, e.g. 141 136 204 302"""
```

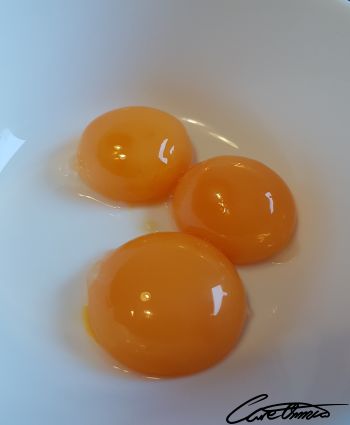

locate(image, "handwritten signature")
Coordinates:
226 394 348 423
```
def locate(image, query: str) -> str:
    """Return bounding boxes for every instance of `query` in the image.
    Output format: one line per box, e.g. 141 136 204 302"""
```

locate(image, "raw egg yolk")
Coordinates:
77 107 193 204
87 232 246 377
173 156 297 265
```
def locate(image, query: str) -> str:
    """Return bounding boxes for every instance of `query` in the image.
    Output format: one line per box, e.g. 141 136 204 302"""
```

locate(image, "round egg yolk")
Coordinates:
173 156 297 265
87 232 246 377
77 107 193 204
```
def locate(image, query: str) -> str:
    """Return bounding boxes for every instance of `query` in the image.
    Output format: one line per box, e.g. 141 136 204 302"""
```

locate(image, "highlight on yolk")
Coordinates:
172 156 297 265
77 106 193 204
87 232 247 377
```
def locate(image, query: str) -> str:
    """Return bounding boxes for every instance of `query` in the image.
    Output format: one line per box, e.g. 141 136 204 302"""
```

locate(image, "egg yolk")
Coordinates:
87 232 246 377
173 156 297 265
77 107 193 204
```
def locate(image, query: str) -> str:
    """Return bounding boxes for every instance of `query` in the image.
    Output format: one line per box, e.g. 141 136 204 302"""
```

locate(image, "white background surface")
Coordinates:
0 1 349 424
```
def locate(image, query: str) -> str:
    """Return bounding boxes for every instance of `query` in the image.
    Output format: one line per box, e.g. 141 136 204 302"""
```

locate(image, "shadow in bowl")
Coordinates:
53 263 137 380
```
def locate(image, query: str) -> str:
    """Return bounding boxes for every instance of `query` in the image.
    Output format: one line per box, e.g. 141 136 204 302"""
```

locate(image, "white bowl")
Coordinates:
1 1 349 424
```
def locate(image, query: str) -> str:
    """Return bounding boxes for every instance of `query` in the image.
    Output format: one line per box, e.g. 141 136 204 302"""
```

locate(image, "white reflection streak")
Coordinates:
158 138 169 164
211 285 228 316
209 132 239 149
265 191 274 214
113 365 129 374
182 117 205 127
77 193 120 209
181 118 239 149
215 193 230 215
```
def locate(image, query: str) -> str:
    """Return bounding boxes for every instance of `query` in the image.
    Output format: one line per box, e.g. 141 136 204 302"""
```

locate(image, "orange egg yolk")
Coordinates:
77 107 193 204
87 232 246 377
173 156 297 265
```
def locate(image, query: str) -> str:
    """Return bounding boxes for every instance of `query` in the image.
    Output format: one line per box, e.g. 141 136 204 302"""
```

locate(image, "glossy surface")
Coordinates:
2 2 350 424
173 156 297 264
77 107 193 204
88 232 246 377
